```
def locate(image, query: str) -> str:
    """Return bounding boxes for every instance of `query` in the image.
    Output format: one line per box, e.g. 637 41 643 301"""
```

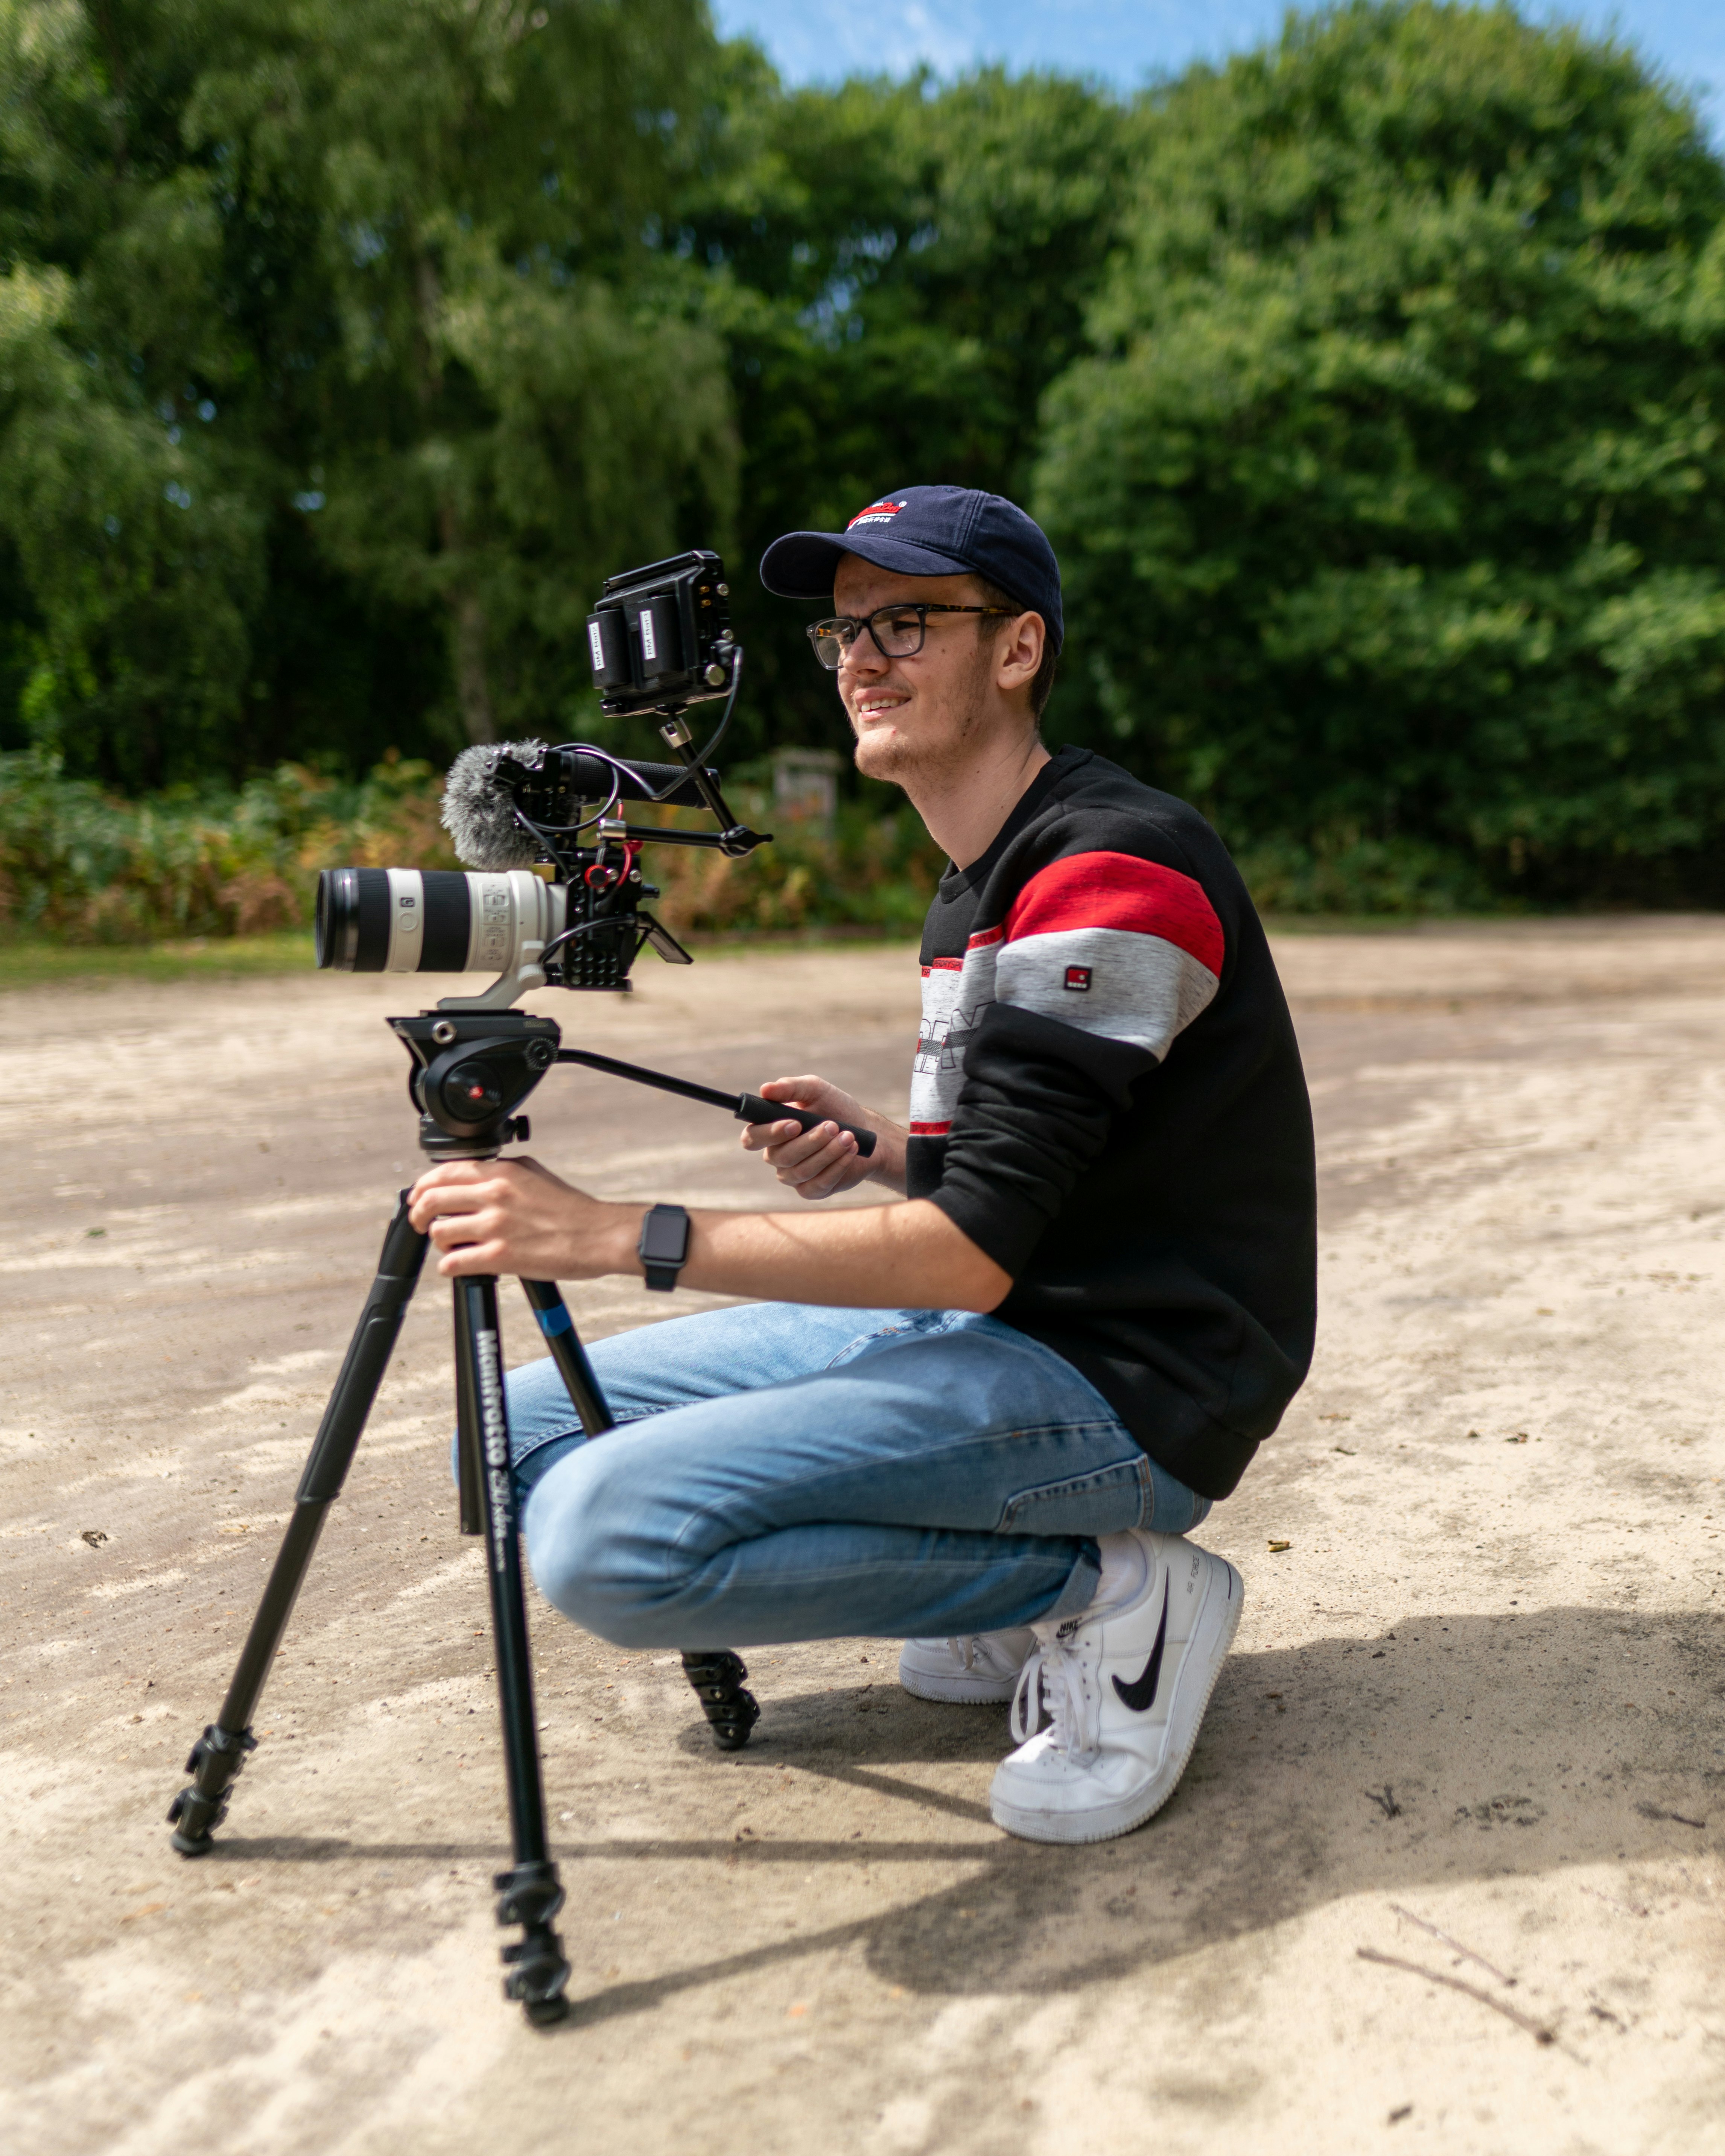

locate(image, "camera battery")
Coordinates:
586 609 630 690
636 593 683 685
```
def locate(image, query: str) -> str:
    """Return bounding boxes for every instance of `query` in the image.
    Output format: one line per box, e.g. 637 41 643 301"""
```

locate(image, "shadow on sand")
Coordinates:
563 1604 1722 2022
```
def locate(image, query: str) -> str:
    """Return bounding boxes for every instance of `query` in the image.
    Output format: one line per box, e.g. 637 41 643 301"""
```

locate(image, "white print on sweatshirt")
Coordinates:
910 851 1225 1136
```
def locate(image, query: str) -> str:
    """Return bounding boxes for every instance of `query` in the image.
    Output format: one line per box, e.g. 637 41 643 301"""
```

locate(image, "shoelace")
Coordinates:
1009 1636 1100 1761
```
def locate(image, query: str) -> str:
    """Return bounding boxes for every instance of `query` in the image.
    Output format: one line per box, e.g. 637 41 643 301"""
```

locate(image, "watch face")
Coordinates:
640 1207 689 1264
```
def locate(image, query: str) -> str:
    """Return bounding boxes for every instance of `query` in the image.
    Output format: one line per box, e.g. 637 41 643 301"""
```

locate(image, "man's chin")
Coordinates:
853 729 916 783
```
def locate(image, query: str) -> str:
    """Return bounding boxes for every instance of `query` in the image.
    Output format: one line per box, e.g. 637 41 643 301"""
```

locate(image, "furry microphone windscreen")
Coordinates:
440 740 546 869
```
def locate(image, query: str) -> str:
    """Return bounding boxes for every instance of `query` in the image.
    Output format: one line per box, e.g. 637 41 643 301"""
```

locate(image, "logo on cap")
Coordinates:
847 499 905 529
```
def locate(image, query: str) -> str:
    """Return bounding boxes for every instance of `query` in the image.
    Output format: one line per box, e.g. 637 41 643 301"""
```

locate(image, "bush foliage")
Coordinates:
0 751 946 944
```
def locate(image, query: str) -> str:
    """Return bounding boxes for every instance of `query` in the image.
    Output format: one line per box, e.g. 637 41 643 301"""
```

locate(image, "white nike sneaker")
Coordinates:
989 1530 1243 1844
898 1628 1036 1704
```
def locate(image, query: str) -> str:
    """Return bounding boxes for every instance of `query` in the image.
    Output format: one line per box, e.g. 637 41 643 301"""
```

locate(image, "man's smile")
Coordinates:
855 691 910 719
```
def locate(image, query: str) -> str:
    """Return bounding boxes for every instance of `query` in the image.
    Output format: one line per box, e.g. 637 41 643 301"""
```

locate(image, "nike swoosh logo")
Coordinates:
1112 1578 1170 1712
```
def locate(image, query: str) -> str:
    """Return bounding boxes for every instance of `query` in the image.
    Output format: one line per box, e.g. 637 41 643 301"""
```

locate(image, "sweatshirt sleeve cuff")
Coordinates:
927 1179 1047 1281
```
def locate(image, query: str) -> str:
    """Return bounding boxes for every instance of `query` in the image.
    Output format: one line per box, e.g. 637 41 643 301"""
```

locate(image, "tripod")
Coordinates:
165 1007 871 2022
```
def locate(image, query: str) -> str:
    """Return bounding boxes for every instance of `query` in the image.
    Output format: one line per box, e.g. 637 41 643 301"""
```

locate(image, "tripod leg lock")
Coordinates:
493 1860 572 2025
167 1724 258 1854
681 1650 761 1751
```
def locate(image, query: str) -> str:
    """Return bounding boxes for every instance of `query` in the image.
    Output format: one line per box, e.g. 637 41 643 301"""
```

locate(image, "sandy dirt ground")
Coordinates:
3 918 1725 2156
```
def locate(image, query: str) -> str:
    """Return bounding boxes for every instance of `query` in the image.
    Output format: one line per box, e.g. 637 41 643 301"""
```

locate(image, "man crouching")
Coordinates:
409 485 1317 1844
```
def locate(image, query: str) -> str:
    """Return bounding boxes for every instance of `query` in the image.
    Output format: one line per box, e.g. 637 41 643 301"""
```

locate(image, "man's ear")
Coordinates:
994 611 1045 698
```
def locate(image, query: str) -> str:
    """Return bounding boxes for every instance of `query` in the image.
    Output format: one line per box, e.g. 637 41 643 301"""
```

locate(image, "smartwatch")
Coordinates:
637 1203 691 1292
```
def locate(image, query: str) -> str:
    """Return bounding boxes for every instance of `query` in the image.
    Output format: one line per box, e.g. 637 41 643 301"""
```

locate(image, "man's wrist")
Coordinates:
590 1200 648 1280
864 1123 910 1192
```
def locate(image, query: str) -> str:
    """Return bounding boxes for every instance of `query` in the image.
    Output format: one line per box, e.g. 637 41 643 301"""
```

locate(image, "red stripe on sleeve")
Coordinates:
1002 853 1225 975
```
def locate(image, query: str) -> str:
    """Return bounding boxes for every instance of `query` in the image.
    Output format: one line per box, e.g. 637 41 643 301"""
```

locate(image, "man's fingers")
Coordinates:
408 1159 489 1201
794 1154 856 1201
770 1122 846 1175
747 1119 832 1169
777 1128 859 1192
409 1158 553 1211
740 1116 806 1154
429 1207 496 1249
758 1075 830 1103
408 1180 498 1233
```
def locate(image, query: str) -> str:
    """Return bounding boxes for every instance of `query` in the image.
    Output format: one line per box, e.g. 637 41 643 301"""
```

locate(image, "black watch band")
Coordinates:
637 1202 691 1292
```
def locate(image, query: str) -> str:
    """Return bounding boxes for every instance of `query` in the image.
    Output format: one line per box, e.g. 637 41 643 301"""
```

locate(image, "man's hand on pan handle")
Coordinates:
741 1075 908 1200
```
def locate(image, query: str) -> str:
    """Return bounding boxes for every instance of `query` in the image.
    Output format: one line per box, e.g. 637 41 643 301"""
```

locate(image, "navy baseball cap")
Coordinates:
759 484 1063 654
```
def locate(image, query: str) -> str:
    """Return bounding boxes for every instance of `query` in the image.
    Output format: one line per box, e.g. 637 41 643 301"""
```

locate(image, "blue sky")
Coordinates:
710 3 1725 135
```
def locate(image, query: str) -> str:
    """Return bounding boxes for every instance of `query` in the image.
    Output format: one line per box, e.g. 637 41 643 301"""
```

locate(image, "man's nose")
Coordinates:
838 631 887 682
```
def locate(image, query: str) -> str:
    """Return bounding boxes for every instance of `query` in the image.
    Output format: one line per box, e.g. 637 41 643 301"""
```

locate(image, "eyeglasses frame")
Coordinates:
804 602 1015 671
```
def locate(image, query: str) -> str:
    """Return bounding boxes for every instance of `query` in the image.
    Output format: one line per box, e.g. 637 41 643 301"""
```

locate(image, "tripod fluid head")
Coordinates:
393 1010 561 1157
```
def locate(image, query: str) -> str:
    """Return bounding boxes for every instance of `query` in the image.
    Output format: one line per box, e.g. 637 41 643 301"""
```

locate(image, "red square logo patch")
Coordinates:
1064 965 1092 992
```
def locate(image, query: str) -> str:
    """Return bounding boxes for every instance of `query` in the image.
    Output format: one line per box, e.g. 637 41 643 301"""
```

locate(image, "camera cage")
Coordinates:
441 551 769 1013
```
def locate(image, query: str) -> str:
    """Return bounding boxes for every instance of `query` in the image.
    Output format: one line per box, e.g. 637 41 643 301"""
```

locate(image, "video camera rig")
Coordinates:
315 550 772 1003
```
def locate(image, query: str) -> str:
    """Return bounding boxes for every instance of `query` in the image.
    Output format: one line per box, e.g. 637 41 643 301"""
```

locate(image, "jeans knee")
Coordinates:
523 1443 673 1648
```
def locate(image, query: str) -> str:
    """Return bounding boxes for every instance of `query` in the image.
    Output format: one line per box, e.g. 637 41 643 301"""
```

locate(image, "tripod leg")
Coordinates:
455 1282 485 1538
516 1277 759 1753
680 1650 762 1750
521 1279 614 1435
168 1198 429 1855
454 1275 571 2025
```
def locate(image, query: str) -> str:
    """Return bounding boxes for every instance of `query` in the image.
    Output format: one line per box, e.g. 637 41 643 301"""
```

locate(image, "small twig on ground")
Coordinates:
1389 1904 1517 1986
1580 1884 1649 1918
1635 1801 1707 1829
1365 1785 1402 1819
1356 1948 1555 2045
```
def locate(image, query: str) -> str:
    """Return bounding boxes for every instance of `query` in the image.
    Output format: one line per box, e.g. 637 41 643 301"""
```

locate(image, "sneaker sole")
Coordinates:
897 1665 1019 1706
988 1554 1245 1845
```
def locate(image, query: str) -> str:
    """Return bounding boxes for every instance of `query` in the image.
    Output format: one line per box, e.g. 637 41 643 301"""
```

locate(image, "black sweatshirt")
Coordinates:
908 746 1316 1501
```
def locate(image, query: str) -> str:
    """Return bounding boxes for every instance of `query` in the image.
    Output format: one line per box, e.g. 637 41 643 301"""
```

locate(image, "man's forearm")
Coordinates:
406 1154 1009 1309
674 1197 1008 1310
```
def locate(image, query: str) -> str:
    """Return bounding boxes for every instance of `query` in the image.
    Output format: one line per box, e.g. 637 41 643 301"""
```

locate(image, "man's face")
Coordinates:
828 558 1012 788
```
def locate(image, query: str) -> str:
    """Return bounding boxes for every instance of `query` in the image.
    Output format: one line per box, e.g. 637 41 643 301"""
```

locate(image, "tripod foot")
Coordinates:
681 1650 760 1751
167 1724 257 1854
495 1860 572 2024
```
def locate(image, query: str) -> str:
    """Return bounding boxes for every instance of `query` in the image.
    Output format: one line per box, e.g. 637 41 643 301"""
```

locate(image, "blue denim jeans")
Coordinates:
502 1301 1211 1650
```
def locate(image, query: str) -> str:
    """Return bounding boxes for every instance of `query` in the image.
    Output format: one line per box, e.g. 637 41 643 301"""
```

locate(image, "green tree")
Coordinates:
1037 0 1725 905
0 1 272 788
200 0 738 747
677 59 1132 757
0 0 736 783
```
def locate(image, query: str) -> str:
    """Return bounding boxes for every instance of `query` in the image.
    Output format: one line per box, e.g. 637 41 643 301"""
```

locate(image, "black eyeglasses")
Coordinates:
805 603 1011 671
